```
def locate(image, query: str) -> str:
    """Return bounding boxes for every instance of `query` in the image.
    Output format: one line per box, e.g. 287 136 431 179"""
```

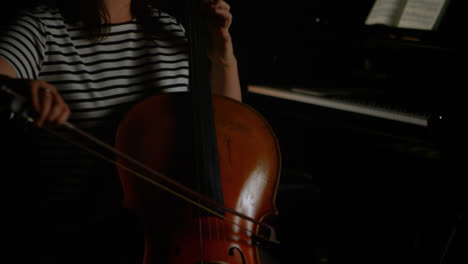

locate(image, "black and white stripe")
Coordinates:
0 5 189 129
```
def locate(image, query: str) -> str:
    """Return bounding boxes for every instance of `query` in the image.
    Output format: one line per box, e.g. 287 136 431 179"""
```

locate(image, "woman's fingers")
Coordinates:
56 106 71 125
52 95 71 125
47 92 69 124
211 8 232 34
29 80 70 126
35 84 53 127
202 0 230 11
29 80 42 113
202 0 231 26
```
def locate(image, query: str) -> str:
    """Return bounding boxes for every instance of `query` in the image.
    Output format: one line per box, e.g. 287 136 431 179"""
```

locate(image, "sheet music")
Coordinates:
397 0 449 30
365 0 408 26
365 0 448 30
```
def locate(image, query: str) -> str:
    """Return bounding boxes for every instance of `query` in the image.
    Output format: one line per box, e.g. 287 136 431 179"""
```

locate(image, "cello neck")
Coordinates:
185 0 224 210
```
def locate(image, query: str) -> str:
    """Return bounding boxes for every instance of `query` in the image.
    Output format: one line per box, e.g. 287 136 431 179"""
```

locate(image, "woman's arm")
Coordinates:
0 58 19 79
204 0 242 102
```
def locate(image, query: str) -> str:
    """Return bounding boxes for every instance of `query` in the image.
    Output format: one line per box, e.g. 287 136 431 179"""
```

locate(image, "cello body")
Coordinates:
115 92 281 263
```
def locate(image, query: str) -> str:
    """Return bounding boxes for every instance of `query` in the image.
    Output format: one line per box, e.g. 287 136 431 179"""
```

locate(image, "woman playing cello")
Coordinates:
1 0 243 262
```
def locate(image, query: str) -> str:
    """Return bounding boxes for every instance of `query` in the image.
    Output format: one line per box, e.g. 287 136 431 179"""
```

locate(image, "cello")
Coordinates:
114 1 281 262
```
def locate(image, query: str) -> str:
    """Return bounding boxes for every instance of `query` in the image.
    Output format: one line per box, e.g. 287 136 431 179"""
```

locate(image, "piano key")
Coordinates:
248 85 430 127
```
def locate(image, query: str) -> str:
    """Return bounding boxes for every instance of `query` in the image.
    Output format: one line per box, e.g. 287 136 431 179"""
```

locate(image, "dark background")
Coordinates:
230 0 468 263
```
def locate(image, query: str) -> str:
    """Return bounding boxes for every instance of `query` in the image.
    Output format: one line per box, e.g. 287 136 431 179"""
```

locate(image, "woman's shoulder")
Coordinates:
1 5 64 38
150 8 185 32
6 5 65 34
19 5 63 23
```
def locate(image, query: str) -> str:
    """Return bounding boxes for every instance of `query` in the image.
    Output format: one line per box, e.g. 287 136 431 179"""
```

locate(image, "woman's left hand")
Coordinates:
201 0 236 67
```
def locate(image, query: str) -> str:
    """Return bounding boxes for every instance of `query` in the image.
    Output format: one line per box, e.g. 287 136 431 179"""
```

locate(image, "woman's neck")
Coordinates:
102 0 133 24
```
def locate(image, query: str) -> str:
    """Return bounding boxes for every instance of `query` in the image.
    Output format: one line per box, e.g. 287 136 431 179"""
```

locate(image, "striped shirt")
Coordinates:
0 6 190 233
0 5 189 129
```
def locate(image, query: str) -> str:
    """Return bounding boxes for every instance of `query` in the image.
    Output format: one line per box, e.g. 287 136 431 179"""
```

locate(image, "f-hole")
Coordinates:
229 247 246 264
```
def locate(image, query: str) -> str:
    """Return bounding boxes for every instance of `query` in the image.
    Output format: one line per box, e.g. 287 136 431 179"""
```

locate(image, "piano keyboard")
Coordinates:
248 85 430 127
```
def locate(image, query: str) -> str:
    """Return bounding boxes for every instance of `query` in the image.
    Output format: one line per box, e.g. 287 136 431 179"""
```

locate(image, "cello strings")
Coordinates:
198 211 204 261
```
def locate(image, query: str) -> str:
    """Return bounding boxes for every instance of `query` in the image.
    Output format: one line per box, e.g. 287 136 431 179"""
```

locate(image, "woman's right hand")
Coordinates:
29 80 70 127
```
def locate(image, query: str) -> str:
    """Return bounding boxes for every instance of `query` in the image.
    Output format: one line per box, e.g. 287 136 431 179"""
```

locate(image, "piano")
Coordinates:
234 1 468 263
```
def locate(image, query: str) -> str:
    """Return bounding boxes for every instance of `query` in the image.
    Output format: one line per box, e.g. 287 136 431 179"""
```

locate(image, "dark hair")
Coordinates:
40 0 163 40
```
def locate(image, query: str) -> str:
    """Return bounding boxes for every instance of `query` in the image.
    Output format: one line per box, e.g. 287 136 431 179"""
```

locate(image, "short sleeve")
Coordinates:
0 12 47 79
